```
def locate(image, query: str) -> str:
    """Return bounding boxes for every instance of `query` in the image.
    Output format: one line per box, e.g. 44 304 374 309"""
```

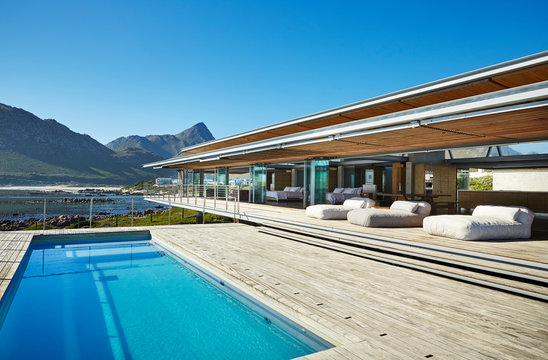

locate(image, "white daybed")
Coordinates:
347 201 431 227
266 187 304 202
326 187 362 204
306 198 376 220
423 205 535 240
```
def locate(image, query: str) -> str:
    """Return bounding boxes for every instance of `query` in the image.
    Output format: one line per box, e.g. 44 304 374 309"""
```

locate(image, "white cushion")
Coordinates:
390 201 419 213
472 205 520 221
284 186 301 192
342 199 366 209
347 197 376 208
333 188 345 194
306 205 350 220
424 214 532 240
343 187 361 195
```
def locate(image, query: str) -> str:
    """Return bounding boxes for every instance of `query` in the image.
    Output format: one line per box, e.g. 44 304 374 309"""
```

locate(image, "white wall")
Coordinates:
493 169 548 191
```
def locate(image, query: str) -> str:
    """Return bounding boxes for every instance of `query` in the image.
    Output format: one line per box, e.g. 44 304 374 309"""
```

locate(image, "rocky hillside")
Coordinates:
106 122 214 159
0 103 211 185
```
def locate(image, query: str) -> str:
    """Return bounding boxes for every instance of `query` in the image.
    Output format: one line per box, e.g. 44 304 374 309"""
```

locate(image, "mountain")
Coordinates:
0 103 211 185
449 146 522 158
106 122 214 159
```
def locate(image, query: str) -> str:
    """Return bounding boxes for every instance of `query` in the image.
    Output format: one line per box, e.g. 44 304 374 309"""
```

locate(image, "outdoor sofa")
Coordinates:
326 187 362 204
266 186 304 202
306 198 375 220
423 205 535 240
347 200 431 227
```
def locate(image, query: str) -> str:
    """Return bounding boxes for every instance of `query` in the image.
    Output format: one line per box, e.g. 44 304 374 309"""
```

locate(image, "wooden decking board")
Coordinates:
147 196 548 264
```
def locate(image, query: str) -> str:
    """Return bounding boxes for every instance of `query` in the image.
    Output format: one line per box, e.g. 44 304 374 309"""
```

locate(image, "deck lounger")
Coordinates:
423 205 535 240
347 201 431 227
306 198 375 220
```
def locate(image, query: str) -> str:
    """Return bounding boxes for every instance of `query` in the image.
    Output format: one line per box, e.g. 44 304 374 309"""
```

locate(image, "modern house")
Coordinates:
144 51 548 214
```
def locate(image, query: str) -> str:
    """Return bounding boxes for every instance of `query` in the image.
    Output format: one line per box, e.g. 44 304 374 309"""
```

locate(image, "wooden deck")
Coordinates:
1 225 547 359
147 196 548 264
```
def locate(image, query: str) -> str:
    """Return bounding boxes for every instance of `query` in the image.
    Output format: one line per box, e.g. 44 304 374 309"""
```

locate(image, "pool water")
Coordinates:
0 239 330 360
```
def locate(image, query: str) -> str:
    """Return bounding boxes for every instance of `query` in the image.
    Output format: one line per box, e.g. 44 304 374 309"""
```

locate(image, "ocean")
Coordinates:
0 190 159 221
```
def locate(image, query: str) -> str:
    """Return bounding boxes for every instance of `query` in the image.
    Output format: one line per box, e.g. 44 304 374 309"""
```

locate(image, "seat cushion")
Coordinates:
423 215 531 240
347 209 423 227
390 200 419 213
306 205 351 220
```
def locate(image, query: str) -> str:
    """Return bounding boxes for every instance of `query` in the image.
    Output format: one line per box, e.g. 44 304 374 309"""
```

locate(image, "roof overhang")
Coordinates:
176 51 548 156
145 81 548 170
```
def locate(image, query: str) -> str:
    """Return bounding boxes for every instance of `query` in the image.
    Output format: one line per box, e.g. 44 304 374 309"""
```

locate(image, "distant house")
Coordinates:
155 178 177 186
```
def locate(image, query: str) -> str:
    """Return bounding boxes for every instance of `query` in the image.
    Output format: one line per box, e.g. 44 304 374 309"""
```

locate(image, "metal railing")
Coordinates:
0 192 173 231
144 184 242 223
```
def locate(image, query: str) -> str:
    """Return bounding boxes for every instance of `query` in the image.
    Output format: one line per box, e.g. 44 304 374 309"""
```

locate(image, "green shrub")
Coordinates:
469 175 492 190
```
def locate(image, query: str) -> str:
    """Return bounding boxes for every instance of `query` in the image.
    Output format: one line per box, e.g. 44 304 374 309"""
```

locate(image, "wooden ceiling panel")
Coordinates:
401 80 507 107
177 63 548 159
491 64 548 87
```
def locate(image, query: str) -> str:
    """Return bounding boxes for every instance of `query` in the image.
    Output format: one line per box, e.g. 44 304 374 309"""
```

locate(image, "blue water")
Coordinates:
0 240 330 359
0 190 157 220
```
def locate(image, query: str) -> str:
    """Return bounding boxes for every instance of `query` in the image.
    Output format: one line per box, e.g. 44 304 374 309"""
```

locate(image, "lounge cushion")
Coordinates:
347 201 431 228
343 198 374 209
306 198 375 220
423 206 534 240
390 200 419 213
333 188 345 194
343 188 360 195
472 205 520 221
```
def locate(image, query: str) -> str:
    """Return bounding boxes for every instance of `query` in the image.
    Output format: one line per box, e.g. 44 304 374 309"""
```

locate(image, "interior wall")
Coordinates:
392 163 406 194
267 171 273 190
413 164 457 202
273 171 292 190
329 167 338 191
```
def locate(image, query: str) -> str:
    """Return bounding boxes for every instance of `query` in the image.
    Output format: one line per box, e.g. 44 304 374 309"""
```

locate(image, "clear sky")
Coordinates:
1 0 547 147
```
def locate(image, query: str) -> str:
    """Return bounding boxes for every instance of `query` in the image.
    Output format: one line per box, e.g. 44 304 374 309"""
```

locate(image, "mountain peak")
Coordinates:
106 123 215 159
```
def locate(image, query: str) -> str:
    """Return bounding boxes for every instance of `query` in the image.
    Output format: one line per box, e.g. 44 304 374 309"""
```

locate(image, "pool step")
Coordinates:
257 225 548 302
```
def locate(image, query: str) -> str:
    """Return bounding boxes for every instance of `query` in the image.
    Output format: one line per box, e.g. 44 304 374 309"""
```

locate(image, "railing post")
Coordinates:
203 186 206 224
225 185 228 212
43 198 46 230
131 199 134 227
233 189 236 222
237 185 240 214
214 183 217 209
89 198 93 228
168 201 171 225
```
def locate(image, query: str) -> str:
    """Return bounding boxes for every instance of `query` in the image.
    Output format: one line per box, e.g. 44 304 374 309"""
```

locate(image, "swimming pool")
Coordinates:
0 237 331 359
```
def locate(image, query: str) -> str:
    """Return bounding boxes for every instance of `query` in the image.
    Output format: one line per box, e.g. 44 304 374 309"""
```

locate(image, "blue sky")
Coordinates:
1 1 547 149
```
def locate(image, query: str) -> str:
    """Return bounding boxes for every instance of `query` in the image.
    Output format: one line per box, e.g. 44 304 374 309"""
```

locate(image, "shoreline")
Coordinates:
0 185 124 193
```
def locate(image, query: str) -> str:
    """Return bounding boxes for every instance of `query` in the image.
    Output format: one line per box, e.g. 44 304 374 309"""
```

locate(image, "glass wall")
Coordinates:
304 160 329 206
251 165 267 203
215 167 228 185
